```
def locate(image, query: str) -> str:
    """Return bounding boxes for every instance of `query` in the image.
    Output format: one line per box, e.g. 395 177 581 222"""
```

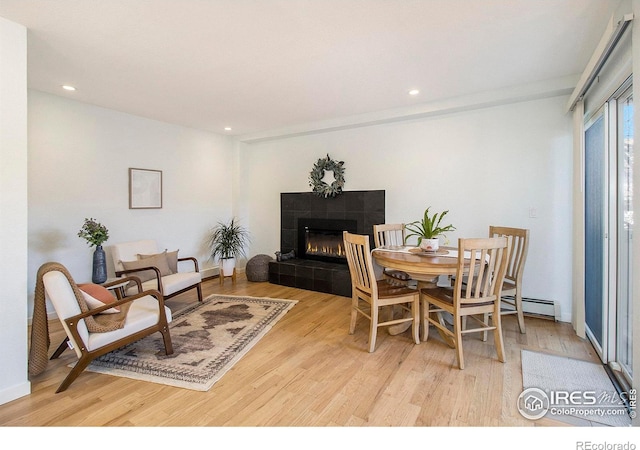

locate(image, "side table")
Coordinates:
101 278 130 299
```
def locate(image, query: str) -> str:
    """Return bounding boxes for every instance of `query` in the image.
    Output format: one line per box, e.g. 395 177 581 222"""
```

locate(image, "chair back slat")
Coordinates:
373 223 406 248
455 236 511 307
489 226 529 285
343 231 377 297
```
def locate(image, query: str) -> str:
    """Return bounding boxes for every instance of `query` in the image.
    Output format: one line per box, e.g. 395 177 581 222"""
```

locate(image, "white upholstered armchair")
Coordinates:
30 262 173 393
111 239 203 302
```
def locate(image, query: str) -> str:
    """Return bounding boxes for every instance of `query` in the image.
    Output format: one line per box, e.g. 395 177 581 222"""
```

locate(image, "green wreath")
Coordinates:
309 154 345 198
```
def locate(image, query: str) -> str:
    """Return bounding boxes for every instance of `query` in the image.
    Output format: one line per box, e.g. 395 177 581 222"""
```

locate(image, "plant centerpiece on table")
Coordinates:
405 207 455 252
78 217 109 283
206 218 251 277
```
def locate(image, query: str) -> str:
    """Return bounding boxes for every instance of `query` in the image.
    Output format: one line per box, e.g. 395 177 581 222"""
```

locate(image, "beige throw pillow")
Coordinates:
138 249 179 274
166 249 179 273
121 252 172 283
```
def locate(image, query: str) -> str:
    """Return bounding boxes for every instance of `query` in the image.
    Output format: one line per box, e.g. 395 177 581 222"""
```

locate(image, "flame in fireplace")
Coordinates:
302 221 353 262
306 241 345 258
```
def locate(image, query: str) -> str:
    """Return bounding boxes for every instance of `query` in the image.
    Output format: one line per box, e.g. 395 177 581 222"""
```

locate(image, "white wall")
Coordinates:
0 17 30 404
238 95 574 321
27 91 236 317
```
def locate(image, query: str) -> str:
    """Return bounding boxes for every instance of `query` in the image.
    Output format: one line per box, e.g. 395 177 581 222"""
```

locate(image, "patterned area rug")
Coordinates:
83 294 297 391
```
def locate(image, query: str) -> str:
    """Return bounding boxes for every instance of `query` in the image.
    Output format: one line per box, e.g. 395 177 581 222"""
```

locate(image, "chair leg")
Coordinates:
349 295 358 335
454 313 464 370
412 298 420 345
515 291 526 334
50 337 69 360
493 308 506 363
482 313 489 342
196 283 203 302
160 325 174 355
369 306 379 353
56 355 93 393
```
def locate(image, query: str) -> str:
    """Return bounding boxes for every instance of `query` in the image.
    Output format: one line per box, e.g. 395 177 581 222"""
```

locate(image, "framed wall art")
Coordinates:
129 168 162 209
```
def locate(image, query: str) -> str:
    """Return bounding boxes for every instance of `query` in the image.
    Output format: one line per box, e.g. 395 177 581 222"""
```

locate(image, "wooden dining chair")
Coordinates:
343 231 420 352
489 226 529 333
420 236 511 369
373 223 413 286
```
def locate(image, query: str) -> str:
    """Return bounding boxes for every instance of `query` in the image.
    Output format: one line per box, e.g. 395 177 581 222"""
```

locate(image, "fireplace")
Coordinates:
298 218 357 263
269 190 385 297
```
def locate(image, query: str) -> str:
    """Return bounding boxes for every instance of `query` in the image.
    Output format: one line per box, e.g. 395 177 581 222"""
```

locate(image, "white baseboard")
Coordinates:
0 381 31 406
201 267 218 279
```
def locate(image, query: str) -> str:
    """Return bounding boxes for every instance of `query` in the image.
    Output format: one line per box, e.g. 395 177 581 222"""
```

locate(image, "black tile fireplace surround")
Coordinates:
268 190 385 297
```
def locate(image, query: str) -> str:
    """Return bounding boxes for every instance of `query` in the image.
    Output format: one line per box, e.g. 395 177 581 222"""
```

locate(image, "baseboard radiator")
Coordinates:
502 295 558 321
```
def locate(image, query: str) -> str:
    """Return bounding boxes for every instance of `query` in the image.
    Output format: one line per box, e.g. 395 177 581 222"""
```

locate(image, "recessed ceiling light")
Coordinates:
224 127 232 131
408 89 420 96
62 85 76 91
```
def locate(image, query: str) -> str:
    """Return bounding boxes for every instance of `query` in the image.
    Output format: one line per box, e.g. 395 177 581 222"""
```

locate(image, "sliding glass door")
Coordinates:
615 87 633 385
584 108 607 360
583 81 633 387
584 111 606 357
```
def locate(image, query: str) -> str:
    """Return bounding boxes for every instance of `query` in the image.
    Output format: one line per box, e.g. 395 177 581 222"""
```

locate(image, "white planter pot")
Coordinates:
420 238 440 252
220 257 236 276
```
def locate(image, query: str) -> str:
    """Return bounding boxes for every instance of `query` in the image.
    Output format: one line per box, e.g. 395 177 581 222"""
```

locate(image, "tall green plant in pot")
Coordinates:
207 218 250 276
405 207 455 252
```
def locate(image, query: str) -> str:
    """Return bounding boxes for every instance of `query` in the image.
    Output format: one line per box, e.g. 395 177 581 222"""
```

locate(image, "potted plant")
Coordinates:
405 207 455 252
206 218 250 276
78 217 109 283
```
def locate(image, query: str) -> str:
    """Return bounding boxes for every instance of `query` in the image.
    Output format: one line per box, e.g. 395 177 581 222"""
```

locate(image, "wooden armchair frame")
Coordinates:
48 276 173 393
115 255 202 301
111 240 203 302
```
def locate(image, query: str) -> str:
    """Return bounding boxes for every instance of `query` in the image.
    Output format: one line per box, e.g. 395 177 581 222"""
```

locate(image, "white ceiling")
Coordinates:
0 0 621 138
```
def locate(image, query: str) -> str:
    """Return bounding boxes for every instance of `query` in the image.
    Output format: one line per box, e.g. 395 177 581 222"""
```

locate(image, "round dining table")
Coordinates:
372 245 460 283
371 245 465 346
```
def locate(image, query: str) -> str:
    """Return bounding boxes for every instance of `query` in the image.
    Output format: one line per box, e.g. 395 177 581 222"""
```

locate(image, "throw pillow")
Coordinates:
166 249 179 273
138 249 179 274
121 253 172 283
77 283 120 314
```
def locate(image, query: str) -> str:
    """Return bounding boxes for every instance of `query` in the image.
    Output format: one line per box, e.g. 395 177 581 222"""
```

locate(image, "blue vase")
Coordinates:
92 245 107 284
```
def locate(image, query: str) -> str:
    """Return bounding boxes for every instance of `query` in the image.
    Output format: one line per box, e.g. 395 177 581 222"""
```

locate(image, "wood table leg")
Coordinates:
387 277 440 337
387 311 413 335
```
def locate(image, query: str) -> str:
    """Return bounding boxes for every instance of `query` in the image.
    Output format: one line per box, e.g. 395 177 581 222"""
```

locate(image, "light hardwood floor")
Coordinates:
2 274 600 427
